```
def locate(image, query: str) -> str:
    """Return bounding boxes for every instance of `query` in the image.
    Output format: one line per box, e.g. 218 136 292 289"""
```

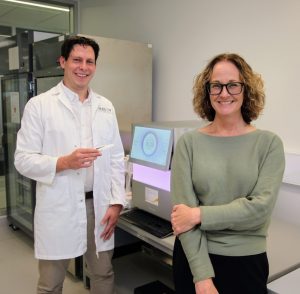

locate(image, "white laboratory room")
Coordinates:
0 1 300 294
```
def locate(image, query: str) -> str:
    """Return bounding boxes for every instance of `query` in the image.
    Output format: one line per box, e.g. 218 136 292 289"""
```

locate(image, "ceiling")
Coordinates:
0 0 72 36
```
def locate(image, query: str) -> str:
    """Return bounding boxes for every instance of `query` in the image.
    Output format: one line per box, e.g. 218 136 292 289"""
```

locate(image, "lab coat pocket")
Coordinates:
35 175 71 213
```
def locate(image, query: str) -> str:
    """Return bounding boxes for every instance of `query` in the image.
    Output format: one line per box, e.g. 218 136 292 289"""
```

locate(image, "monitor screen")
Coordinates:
129 124 173 171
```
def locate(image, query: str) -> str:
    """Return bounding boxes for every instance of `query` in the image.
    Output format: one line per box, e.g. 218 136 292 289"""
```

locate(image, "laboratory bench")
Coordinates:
268 265 300 294
81 203 300 293
110 213 300 293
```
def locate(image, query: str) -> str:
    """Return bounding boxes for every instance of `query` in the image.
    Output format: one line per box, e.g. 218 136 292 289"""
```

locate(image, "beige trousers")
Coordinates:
37 199 114 294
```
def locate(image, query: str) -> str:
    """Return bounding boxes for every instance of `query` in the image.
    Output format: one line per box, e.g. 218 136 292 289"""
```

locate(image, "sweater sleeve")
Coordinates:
171 135 215 282
200 135 285 231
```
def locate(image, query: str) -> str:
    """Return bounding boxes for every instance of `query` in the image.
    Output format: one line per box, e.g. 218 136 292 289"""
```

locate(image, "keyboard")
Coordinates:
120 208 173 238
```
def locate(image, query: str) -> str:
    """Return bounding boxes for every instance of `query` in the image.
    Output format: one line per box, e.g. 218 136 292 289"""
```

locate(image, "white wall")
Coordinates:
79 0 300 180
79 0 300 154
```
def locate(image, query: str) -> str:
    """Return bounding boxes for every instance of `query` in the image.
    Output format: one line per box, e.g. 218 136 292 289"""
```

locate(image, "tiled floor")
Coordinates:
0 216 174 294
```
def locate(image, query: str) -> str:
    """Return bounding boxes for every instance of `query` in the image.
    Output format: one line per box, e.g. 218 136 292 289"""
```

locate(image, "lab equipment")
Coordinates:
126 121 204 223
130 125 173 171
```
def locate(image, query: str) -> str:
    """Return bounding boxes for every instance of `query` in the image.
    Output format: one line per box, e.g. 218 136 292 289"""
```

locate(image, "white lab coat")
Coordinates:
14 82 126 259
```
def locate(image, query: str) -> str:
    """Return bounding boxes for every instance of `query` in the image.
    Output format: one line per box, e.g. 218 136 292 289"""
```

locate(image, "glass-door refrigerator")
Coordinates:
2 72 35 236
0 29 36 236
1 31 63 237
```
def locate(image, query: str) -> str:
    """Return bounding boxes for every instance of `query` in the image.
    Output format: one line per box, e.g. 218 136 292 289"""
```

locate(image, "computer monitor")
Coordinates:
129 124 173 171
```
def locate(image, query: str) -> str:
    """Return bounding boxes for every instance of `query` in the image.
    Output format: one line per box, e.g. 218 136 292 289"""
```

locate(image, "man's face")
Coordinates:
60 44 96 96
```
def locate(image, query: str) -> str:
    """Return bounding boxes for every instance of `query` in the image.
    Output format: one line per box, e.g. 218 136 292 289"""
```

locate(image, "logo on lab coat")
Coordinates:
98 106 112 113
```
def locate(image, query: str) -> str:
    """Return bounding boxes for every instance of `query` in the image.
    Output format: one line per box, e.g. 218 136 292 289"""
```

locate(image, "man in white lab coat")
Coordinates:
14 35 126 294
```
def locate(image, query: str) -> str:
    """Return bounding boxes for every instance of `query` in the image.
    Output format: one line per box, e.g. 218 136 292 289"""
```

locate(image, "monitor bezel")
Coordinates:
129 123 174 171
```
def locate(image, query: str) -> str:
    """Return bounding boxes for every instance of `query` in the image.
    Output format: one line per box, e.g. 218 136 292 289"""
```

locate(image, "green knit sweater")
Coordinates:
171 129 285 282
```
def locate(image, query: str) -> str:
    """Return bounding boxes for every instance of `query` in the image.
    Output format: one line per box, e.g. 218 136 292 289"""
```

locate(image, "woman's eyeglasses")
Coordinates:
207 82 244 95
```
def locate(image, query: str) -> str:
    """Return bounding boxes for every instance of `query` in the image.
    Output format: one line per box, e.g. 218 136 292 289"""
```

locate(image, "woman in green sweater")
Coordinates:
171 53 285 294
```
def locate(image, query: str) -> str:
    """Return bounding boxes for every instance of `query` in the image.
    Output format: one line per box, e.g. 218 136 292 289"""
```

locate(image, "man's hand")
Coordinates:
195 278 219 294
56 148 101 172
171 204 201 235
100 204 123 241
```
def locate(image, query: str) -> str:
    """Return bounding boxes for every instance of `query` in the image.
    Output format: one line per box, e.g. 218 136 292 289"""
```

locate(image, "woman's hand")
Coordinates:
195 278 219 294
171 204 201 235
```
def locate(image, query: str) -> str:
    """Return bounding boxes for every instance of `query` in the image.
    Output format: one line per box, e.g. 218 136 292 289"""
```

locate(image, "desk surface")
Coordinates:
268 267 300 294
118 214 300 283
267 217 300 281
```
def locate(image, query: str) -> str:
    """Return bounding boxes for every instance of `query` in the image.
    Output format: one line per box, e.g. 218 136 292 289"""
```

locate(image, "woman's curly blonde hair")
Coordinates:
193 53 265 124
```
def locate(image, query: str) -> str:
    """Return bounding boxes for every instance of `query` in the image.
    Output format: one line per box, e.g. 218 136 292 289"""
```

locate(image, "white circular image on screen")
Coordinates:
142 132 158 156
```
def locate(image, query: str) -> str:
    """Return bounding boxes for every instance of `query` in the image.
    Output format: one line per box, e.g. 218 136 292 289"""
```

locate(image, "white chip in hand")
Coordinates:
96 144 114 151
